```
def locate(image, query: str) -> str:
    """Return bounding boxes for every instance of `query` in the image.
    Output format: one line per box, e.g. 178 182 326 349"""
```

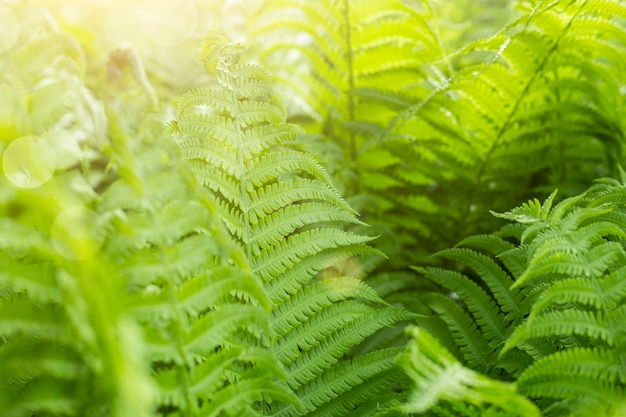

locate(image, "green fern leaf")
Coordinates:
398 326 540 417
420 293 493 372
516 348 626 410
173 34 414 416
276 348 405 417
504 310 617 352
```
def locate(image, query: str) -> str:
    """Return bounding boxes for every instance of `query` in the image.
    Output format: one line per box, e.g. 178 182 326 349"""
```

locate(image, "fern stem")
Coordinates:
424 0 454 76
465 0 588 224
225 67 255 263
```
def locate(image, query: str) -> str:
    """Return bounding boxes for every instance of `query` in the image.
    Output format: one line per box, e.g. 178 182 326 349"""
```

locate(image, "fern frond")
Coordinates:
528 266 626 315
253 229 374 281
493 176 626 413
517 348 626 397
416 265 508 349
284 309 415 388
436 248 522 316
236 0 451 280
504 310 617 352
101 111 296 415
384 0 626 254
271 277 386 337
173 34 414 416
275 348 405 417
420 293 493 373
397 326 540 417
413 232 536 378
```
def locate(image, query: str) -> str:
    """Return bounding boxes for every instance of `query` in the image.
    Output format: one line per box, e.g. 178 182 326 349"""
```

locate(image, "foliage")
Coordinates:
225 2 626 362
398 326 539 417
1 9 295 416
170 33 414 416
238 0 626 262
1 1 626 417
409 173 626 417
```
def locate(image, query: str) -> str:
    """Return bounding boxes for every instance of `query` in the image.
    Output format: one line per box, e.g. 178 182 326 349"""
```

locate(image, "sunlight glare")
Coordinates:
103 3 146 46
140 0 198 46
0 4 20 53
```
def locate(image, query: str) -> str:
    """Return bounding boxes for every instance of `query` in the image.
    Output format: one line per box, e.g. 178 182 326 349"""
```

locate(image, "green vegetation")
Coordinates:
1 1 625 416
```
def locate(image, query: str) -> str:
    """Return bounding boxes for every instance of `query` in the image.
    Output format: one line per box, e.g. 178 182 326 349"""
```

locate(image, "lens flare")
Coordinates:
2 136 56 189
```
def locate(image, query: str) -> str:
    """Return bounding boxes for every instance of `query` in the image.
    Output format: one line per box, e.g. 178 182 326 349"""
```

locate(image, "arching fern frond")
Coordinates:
493 181 626 415
413 232 538 379
241 0 442 122
411 174 626 416
235 0 449 271
172 34 414 416
385 0 626 252
0 11 297 414
397 326 539 417
515 348 626 410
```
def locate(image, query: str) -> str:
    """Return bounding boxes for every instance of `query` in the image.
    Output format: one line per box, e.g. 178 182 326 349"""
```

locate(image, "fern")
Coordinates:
405 174 626 416
4 2 626 417
234 0 626 256
102 110 296 416
384 0 626 250
221 3 626 356
237 0 447 262
221 3 455 358
397 326 539 417
241 0 440 122
0 9 295 415
494 180 626 415
412 232 538 379
171 34 414 416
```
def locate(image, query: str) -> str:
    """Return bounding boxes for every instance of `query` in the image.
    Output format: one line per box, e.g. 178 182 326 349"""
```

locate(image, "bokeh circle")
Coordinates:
2 136 56 189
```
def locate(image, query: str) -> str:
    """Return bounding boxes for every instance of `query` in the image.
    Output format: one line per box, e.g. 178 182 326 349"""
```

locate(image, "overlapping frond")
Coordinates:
413 233 535 378
231 0 454 342
493 180 626 415
397 326 539 417
233 4 626 347
241 0 440 123
102 112 296 416
0 9 296 415
4 2 626 417
407 175 626 416
384 0 626 251
171 34 414 416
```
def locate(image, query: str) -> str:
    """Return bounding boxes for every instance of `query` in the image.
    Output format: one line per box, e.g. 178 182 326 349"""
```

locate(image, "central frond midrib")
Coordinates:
230 74 255 263
468 0 589 201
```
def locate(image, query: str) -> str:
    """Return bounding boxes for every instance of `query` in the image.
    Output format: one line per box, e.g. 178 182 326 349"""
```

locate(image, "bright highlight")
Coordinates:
2 136 56 189
0 5 20 53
